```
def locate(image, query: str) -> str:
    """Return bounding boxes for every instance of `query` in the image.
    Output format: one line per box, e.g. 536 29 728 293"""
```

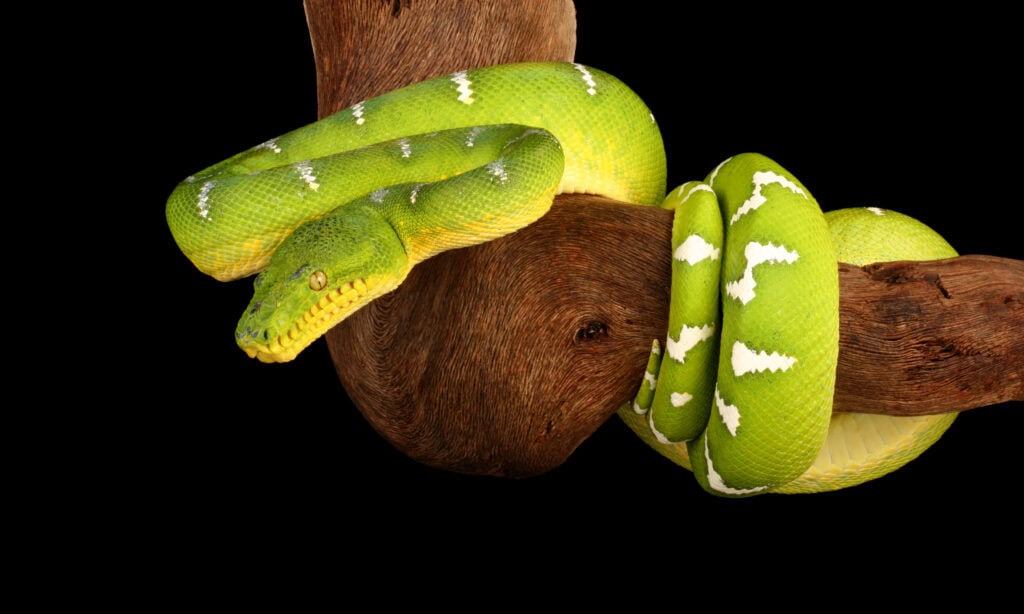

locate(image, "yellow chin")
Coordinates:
242 278 374 363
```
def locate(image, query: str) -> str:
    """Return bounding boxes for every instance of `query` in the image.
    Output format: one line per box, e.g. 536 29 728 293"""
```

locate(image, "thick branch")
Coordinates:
836 255 1023 415
307 0 1023 477
305 0 576 108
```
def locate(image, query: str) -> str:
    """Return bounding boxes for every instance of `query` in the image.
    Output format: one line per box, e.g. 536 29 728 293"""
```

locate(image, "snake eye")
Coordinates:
309 270 328 291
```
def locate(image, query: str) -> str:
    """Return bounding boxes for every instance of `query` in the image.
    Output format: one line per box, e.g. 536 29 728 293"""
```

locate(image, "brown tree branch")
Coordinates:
836 255 1023 416
306 0 1023 477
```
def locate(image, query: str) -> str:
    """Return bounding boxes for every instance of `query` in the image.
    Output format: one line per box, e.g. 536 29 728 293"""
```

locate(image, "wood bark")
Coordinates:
305 0 1023 477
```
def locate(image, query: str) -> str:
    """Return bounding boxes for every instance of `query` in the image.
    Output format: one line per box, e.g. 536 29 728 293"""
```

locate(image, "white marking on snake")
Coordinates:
451 71 475 104
704 437 768 495
706 157 731 188
184 175 196 184
465 126 484 148
256 139 282 154
649 413 673 445
352 102 366 125
196 181 215 220
487 158 508 183
632 401 647 415
725 242 799 305
409 184 424 204
714 386 741 437
730 171 806 225
866 207 885 215
644 371 657 390
731 341 796 376
398 138 412 158
651 341 661 356
679 183 714 205
293 161 320 192
649 112 656 124
370 188 388 204
671 392 693 408
675 234 721 265
666 324 715 364
572 63 597 95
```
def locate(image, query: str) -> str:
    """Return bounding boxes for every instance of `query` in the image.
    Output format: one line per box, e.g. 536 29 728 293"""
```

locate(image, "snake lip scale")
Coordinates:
238 276 373 362
168 62 959 495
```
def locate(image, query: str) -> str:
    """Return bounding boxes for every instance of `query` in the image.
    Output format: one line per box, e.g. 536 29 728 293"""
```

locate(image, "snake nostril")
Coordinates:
575 320 609 344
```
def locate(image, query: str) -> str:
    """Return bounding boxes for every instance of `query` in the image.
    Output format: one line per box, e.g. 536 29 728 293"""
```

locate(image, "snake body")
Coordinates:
167 62 956 494
166 62 663 361
629 155 839 495
624 178 958 495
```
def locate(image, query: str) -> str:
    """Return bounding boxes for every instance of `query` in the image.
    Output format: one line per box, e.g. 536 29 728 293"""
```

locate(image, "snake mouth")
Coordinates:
239 277 372 363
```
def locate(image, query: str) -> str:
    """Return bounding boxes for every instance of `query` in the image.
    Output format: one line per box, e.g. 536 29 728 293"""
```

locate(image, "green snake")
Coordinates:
166 62 957 495
622 165 957 495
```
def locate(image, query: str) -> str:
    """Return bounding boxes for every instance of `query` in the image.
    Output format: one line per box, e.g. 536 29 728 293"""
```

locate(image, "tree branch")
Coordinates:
305 0 1023 477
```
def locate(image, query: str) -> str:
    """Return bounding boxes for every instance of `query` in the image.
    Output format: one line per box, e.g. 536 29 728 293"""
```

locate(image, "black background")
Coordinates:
132 2 1021 559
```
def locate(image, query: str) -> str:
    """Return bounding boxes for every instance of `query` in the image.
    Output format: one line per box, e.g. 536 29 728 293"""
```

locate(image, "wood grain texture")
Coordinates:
308 0 1023 477
304 0 576 110
836 256 1023 416
329 195 669 476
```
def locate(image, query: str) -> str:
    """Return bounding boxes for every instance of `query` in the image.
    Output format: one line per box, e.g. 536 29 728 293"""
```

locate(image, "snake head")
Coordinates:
235 203 408 363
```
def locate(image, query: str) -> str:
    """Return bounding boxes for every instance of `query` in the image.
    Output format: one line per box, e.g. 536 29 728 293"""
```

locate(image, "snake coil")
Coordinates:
166 62 957 495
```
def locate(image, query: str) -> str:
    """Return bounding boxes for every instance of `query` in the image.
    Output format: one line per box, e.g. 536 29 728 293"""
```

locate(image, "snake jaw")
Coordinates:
234 202 409 363
237 277 380 363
